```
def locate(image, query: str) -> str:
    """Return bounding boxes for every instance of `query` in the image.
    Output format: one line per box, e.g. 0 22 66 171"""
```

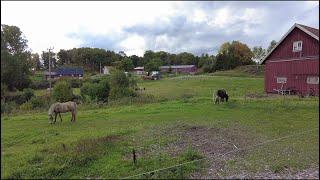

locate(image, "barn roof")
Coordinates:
298 24 319 38
134 67 144 70
260 23 319 64
55 67 84 75
160 65 196 69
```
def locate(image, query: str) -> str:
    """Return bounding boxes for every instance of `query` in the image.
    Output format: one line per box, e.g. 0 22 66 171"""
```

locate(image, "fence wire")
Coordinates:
121 128 319 179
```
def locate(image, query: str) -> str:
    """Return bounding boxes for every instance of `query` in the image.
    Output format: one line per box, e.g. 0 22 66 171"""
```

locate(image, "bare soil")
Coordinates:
130 123 318 179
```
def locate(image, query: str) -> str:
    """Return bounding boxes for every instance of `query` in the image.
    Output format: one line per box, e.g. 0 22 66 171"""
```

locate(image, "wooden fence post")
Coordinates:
180 165 184 179
133 148 137 165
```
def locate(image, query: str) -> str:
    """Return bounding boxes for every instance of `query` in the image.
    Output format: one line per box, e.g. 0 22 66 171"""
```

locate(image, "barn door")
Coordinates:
293 74 306 95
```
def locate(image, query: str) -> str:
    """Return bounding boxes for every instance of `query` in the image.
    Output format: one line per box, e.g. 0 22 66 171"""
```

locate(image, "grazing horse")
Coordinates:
48 101 77 124
214 89 229 104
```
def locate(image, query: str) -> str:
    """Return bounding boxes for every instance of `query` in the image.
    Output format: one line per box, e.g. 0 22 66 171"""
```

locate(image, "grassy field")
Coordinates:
1 74 319 179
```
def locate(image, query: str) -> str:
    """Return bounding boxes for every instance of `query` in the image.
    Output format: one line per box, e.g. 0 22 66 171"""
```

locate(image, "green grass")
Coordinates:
212 65 264 78
30 71 45 82
1 75 319 179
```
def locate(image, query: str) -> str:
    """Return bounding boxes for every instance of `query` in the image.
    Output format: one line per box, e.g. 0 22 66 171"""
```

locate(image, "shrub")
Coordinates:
80 82 98 100
80 80 110 103
1 101 18 114
20 101 33 111
23 88 34 101
70 79 82 88
52 80 74 102
203 64 215 73
109 70 136 99
30 80 50 90
96 79 110 102
5 91 28 105
30 96 46 108
1 83 8 97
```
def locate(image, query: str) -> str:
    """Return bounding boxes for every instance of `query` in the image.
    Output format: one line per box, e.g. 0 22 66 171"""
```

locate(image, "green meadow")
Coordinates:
1 74 319 179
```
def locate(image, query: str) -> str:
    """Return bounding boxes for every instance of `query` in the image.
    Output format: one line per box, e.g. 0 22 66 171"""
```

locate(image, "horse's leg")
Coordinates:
54 113 57 124
59 113 62 122
73 111 76 122
73 112 76 122
70 111 74 122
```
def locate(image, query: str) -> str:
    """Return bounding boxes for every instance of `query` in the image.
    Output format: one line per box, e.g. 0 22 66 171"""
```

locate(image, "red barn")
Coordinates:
261 23 319 96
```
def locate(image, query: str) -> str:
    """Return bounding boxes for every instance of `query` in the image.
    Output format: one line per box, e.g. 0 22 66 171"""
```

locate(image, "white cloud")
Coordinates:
1 1 176 54
209 7 234 28
1 1 319 56
192 9 207 23
119 34 146 53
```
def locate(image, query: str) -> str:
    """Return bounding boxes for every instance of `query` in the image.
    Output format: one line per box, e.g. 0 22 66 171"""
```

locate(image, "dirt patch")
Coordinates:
128 123 260 175
226 167 319 179
157 124 258 158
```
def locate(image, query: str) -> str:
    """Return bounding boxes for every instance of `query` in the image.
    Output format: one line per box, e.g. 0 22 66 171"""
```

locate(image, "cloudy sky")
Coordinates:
1 1 319 56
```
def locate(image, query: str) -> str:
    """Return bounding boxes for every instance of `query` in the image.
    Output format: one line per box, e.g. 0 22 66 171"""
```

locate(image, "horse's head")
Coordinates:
48 114 53 124
225 94 229 102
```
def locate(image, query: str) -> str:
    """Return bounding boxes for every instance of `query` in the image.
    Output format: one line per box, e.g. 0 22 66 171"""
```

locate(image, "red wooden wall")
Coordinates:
264 27 319 96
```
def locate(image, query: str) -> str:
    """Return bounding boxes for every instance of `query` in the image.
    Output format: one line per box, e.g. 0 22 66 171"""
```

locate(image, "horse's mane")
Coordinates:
48 103 57 115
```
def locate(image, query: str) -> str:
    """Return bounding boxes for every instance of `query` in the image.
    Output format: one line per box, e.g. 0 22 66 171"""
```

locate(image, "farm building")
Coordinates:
133 66 146 75
160 65 197 74
45 67 84 80
103 66 112 75
261 23 319 96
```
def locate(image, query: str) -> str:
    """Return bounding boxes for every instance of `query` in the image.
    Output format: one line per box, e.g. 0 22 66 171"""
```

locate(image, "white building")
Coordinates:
103 66 110 75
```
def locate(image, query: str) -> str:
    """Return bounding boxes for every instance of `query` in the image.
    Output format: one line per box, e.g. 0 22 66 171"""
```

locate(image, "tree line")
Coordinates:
41 41 276 73
1 24 277 92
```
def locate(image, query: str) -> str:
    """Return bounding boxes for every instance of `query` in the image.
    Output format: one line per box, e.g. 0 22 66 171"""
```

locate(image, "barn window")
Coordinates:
277 77 287 83
307 76 319 84
292 41 302 52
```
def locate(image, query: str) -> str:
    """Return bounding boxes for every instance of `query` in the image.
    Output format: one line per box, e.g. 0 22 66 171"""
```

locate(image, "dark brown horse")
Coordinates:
214 89 229 104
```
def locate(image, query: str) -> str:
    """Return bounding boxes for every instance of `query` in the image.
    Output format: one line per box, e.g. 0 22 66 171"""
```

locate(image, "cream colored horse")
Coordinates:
48 101 77 124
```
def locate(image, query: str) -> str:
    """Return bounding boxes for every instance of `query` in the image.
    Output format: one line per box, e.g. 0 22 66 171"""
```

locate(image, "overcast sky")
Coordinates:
1 1 319 57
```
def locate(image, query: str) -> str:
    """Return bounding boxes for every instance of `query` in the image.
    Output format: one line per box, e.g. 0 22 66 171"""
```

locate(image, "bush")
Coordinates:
29 95 51 109
52 80 73 102
30 80 50 90
23 88 34 101
80 79 110 103
80 82 98 100
110 87 136 100
70 79 82 88
203 64 215 73
80 82 90 97
96 79 110 102
5 91 28 105
1 101 18 114
109 70 136 100
1 83 8 97
20 101 33 111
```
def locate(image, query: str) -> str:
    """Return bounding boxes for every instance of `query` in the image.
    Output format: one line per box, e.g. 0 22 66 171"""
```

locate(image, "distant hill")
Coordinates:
212 65 264 77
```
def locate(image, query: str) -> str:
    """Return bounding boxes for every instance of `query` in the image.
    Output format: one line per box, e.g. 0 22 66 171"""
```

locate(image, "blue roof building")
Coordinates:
45 67 84 80
55 67 84 76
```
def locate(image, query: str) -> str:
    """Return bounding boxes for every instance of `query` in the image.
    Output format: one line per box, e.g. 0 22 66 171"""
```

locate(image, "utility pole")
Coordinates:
100 62 102 74
48 47 54 95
